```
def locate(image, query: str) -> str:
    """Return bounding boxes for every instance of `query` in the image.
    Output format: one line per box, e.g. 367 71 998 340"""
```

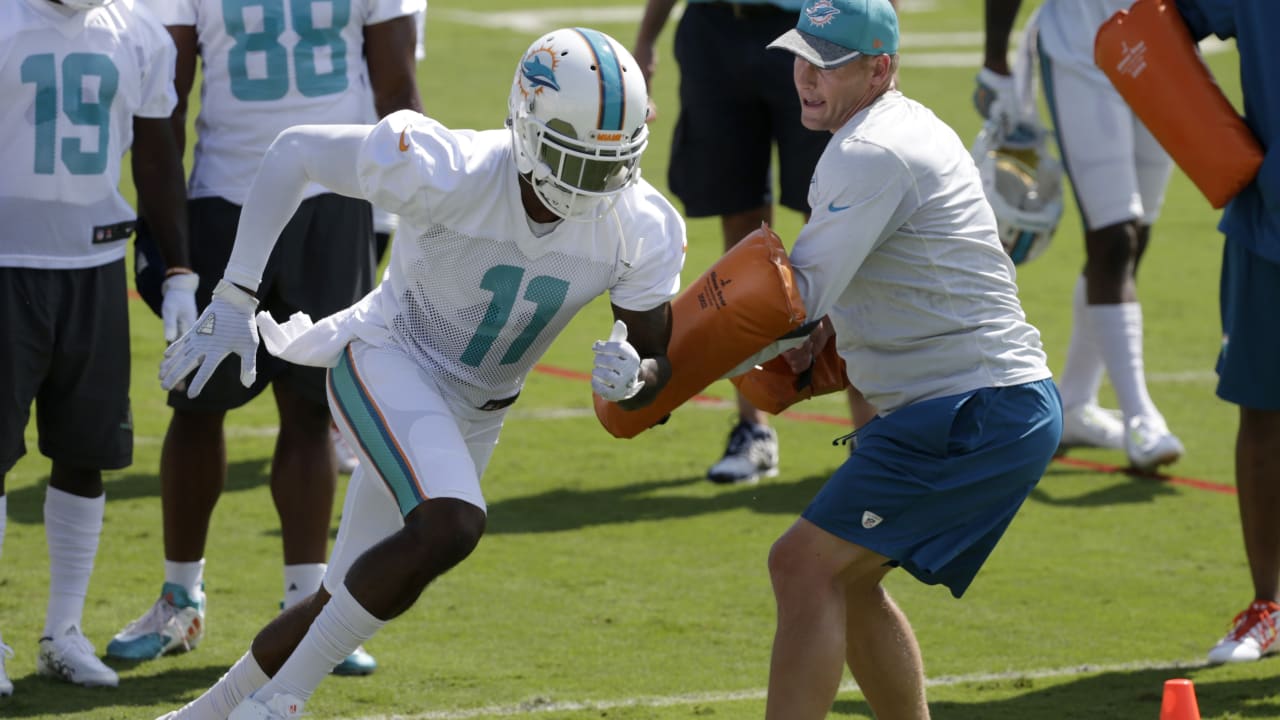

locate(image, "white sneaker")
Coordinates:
1058 404 1125 450
332 424 359 475
229 692 306 719
0 633 13 696
107 582 205 660
707 420 779 485
1125 416 1184 470
1208 600 1280 664
37 626 118 687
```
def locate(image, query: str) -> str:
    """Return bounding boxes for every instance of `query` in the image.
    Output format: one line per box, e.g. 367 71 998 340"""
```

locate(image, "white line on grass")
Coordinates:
433 7 1229 65
334 657 1207 720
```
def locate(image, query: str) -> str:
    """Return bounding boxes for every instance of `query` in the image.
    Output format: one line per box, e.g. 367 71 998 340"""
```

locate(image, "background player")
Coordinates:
980 0 1184 469
0 0 190 691
108 0 424 679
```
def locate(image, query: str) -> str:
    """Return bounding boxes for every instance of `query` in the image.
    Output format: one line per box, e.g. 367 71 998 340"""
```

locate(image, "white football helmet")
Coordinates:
508 28 649 221
971 120 1064 265
56 0 114 9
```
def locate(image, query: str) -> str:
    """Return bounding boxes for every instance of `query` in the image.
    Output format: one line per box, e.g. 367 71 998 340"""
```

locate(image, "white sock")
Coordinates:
1056 276 1107 411
283 563 326 610
165 559 206 597
1089 302 1160 422
0 495 7 560
174 651 270 720
44 486 104 638
256 583 386 704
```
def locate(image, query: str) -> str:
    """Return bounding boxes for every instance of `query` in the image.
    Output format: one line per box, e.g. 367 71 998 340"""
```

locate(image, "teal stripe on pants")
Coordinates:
329 347 425 516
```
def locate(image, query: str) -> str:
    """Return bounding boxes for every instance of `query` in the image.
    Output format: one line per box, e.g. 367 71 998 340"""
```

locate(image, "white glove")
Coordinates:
973 67 1041 150
160 279 260 397
160 271 200 343
592 319 645 402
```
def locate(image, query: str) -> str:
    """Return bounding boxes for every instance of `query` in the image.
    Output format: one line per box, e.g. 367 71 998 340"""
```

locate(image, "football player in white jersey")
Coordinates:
979 0 1185 470
151 27 684 720
0 0 191 691
751 1 1060 716
107 0 424 677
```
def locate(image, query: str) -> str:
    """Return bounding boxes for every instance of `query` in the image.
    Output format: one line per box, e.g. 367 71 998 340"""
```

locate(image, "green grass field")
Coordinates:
4 1 1278 718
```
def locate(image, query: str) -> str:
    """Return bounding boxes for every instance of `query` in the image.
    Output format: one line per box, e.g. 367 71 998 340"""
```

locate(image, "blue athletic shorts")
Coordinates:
1216 236 1280 410
802 379 1062 598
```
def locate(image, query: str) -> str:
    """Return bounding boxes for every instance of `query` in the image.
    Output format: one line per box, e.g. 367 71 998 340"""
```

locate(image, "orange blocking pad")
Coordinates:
1095 0 1262 208
731 332 850 415
594 224 806 439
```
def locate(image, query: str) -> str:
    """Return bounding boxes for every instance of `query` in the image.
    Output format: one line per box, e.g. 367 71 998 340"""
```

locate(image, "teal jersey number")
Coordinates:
461 265 570 368
20 52 119 175
223 0 350 101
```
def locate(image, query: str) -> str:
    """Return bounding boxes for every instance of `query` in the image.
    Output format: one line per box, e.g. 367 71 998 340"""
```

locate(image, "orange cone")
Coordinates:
1159 679 1201 720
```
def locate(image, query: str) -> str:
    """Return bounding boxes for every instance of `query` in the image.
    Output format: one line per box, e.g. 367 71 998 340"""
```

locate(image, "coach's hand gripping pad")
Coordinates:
1095 0 1262 208
730 331 850 415
594 224 806 438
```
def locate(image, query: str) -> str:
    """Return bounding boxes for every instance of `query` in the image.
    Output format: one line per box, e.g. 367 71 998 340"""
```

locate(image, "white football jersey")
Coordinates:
0 0 176 269
146 0 424 205
1037 0 1133 67
351 111 686 408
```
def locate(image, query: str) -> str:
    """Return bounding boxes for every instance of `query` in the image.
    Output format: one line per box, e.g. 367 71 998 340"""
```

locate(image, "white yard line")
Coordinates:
433 7 1229 66
334 656 1207 720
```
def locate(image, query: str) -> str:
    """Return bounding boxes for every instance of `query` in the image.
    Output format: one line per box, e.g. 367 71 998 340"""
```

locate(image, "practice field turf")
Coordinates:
3 1 1278 718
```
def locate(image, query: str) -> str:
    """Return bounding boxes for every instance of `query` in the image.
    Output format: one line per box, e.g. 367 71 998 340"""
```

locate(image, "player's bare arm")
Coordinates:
612 302 673 410
164 25 199 154
365 15 423 117
983 0 1023 73
131 117 189 272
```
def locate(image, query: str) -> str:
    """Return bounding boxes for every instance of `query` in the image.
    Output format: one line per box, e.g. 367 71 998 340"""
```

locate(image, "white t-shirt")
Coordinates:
145 0 424 205
790 91 1051 414
1037 0 1132 68
349 111 686 408
0 0 176 269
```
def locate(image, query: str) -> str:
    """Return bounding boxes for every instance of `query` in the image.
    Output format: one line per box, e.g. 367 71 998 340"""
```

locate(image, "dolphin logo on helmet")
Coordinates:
508 28 650 221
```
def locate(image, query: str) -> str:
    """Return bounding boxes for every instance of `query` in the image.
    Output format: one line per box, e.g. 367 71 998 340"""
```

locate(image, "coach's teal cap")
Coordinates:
768 0 899 69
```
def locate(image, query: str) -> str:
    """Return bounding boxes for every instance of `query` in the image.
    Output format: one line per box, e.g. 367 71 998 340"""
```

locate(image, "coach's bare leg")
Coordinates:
1236 406 1280 602
161 409 227 561
271 382 336 565
844 583 928 717
766 518 928 720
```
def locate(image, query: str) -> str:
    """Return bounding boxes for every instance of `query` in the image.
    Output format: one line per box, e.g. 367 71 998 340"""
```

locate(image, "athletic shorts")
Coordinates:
170 194 375 412
322 340 508 593
1216 237 1280 410
1039 44 1172 231
802 378 1062 599
0 261 132 474
668 2 830 217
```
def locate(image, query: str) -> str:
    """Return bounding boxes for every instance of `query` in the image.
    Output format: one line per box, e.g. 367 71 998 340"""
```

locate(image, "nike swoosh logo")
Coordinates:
828 201 851 212
398 129 410 152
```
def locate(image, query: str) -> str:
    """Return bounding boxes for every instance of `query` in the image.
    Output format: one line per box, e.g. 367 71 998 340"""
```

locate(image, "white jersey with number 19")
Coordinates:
0 0 176 269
